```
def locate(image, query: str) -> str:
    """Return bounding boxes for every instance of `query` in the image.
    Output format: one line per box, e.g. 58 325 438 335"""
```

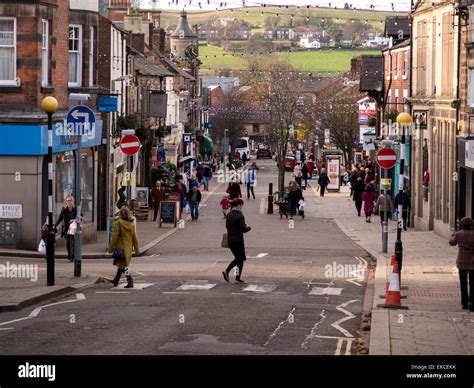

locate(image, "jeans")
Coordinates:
459 269 474 307
247 183 255 199
203 177 209 191
189 201 199 220
66 235 75 261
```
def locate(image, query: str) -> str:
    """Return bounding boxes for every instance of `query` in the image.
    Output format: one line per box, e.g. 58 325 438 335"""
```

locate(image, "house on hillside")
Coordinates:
275 27 290 40
289 26 320 40
300 38 321 49
224 24 251 40
198 23 219 40
264 28 275 40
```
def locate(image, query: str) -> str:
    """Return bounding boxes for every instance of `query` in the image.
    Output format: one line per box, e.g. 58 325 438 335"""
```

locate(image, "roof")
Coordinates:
359 55 384 92
384 16 411 40
170 11 196 38
134 56 174 77
382 39 411 53
149 46 196 81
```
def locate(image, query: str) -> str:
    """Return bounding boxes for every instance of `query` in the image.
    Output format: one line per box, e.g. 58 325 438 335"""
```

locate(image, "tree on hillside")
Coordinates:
245 57 306 191
344 19 369 46
264 15 281 29
245 33 274 53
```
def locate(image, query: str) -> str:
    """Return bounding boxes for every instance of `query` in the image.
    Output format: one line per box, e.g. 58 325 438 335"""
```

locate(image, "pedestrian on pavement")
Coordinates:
54 195 79 262
203 164 212 191
298 197 305 220
449 217 474 311
353 176 365 217
375 192 393 223
241 152 248 166
196 163 204 185
301 162 309 189
288 181 302 219
361 185 376 223
222 198 251 284
245 166 257 200
340 165 347 187
186 185 202 221
150 180 166 222
226 180 242 200
318 168 330 197
174 175 187 219
108 206 139 288
220 195 230 218
394 190 411 231
349 168 358 198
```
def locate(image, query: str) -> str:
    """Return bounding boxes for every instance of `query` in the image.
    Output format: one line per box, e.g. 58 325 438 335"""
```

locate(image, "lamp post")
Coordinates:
41 96 59 286
395 112 412 284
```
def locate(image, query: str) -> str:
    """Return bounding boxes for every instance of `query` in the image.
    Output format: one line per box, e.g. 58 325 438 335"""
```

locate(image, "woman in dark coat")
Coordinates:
226 181 242 200
449 217 474 311
54 195 78 262
222 199 251 283
288 181 302 219
352 176 365 217
301 162 309 188
318 168 330 197
108 206 140 288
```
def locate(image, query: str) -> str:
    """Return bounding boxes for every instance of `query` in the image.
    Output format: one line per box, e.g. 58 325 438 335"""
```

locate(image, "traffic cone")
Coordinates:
377 262 408 309
379 255 396 299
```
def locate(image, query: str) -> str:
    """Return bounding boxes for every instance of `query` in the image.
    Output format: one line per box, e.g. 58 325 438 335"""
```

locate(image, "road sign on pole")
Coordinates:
376 148 397 169
120 135 141 156
66 105 96 137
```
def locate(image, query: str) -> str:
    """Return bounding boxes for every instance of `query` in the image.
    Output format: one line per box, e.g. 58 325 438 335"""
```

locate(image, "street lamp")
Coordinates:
395 112 412 283
41 96 58 286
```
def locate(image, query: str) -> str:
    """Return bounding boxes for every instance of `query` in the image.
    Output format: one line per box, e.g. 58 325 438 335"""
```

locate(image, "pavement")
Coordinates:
0 184 222 312
310 184 474 356
1 170 473 356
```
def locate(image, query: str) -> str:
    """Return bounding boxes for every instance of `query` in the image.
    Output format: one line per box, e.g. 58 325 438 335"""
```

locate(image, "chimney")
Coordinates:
129 33 145 54
152 28 166 52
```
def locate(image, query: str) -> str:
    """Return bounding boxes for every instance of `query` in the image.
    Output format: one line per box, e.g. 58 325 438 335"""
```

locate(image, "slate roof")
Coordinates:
360 55 384 92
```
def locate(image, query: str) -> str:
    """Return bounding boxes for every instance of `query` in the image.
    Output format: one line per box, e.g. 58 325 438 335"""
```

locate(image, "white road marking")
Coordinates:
346 257 369 287
177 284 216 291
95 291 131 294
264 307 296 347
301 309 327 349
243 284 277 293
116 283 155 290
331 300 358 338
162 292 190 294
0 327 14 330
247 253 268 259
0 293 86 328
309 287 343 296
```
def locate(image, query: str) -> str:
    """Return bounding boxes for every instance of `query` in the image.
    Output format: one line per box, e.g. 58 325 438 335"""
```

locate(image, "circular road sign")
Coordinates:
376 148 397 169
120 135 141 156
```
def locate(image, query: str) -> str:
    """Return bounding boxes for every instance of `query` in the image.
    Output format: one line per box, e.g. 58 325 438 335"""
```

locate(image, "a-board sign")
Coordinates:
159 201 177 227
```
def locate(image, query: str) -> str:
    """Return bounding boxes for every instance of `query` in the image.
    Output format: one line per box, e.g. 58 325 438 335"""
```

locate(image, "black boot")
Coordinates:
112 268 124 287
124 274 134 288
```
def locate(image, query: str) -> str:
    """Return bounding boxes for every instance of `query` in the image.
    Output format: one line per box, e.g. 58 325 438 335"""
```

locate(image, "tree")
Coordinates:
245 57 306 191
264 15 281 29
344 19 369 46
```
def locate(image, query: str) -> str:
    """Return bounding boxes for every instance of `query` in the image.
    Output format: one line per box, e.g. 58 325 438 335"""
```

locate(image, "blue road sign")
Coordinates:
204 122 212 129
66 105 96 136
98 95 118 113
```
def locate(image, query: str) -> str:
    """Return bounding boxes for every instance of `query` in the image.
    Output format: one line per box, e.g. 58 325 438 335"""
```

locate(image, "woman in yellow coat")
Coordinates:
108 206 140 288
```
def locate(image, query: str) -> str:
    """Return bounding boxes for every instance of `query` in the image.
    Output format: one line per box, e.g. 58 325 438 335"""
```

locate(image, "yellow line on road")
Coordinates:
345 339 353 355
335 338 343 355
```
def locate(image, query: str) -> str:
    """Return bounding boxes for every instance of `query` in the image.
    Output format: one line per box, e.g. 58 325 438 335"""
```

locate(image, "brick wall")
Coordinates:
383 46 411 115
98 15 111 92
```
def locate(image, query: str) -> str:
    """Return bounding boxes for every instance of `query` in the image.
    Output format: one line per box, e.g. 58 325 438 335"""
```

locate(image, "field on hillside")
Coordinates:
160 6 402 28
198 44 380 76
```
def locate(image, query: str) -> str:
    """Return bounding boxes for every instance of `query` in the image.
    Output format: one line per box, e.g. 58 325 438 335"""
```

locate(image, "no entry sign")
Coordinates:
120 135 141 156
376 148 397 169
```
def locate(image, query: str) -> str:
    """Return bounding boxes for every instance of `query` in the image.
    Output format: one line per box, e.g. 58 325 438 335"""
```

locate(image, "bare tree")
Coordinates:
245 57 306 191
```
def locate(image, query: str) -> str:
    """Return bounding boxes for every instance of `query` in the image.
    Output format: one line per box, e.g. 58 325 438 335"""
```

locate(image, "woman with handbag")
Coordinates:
54 195 78 262
222 198 251 284
108 206 140 288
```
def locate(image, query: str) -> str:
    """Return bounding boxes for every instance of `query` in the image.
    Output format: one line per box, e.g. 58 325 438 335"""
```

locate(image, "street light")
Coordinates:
395 112 412 284
41 96 58 286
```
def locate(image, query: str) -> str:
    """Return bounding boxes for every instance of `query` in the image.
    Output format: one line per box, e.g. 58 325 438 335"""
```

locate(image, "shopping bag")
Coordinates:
38 239 46 254
221 233 229 248
67 220 77 235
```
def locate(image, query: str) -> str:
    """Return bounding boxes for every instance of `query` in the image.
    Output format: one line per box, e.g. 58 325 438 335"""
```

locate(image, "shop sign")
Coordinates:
0 204 22 219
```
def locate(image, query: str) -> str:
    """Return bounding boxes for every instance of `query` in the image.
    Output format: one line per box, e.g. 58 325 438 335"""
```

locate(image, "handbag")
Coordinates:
221 233 229 248
38 239 46 254
67 220 77 235
112 223 126 261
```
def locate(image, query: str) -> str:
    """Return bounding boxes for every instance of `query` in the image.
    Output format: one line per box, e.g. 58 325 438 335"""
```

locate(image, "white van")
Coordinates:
235 137 250 161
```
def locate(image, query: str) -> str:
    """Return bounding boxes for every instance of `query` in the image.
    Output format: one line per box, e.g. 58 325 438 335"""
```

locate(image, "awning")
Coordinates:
178 156 196 166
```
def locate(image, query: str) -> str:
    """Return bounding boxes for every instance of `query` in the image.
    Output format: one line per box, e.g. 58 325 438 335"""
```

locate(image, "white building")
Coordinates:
300 38 321 49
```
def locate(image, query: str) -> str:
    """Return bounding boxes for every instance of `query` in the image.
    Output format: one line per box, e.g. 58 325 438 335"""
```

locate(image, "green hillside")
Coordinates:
160 6 403 28
199 43 380 76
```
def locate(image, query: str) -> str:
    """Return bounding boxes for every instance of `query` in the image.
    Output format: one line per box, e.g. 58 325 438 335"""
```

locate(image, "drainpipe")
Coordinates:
409 0 414 227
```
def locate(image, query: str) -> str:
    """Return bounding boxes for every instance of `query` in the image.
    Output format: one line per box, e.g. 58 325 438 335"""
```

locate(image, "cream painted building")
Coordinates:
410 0 459 238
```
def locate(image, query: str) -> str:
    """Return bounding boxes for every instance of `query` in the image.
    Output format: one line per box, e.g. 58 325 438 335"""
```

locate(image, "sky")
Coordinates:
141 0 411 12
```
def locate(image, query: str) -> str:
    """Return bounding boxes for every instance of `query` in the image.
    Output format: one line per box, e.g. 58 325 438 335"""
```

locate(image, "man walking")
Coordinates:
186 185 202 221
150 181 165 222
245 166 257 200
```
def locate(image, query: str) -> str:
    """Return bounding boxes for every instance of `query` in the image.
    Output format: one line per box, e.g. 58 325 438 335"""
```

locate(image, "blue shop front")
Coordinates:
0 120 102 250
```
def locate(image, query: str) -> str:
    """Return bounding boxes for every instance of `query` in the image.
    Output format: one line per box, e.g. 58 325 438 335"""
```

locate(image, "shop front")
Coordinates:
458 137 474 221
0 120 102 250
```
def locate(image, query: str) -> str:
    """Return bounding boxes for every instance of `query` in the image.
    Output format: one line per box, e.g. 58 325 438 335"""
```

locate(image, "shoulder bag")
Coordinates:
221 233 229 248
112 223 126 261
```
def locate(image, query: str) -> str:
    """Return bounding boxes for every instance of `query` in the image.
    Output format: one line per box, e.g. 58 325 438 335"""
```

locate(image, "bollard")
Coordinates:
267 183 273 214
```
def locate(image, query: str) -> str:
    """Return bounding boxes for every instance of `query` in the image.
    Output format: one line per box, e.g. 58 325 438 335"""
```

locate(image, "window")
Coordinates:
41 20 49 86
0 17 16 85
68 25 82 87
403 51 408 78
89 26 94 87
395 52 399 79
468 69 474 107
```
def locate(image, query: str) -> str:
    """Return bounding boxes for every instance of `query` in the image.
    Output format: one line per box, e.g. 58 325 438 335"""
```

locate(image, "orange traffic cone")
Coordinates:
377 262 408 310
379 255 396 299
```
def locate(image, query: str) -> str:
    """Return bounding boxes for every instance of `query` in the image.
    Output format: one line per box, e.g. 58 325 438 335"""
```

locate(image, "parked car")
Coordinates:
284 155 297 171
256 143 272 159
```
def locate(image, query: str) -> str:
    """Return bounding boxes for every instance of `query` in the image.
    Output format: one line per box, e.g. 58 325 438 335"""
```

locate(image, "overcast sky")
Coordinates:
141 0 411 12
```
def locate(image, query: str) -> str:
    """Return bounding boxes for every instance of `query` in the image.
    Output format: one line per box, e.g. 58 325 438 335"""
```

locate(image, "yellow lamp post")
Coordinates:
394 112 412 288
41 96 58 286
